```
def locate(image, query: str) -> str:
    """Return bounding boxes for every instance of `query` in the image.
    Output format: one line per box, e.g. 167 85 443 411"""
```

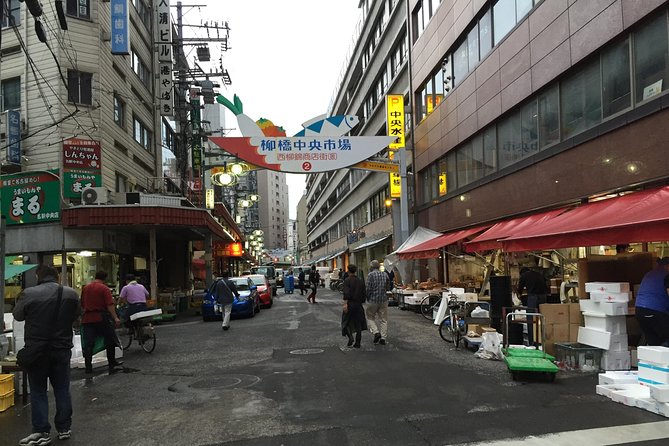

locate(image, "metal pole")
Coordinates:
0 216 5 332
399 147 409 244
149 228 157 300
402 0 416 246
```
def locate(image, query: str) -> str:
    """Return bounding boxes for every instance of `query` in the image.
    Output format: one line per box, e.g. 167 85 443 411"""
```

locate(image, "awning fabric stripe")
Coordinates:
464 209 567 252
351 235 391 252
501 186 669 252
397 226 489 260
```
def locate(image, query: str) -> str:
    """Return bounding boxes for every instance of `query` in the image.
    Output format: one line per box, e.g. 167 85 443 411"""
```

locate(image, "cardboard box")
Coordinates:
569 324 580 342
544 341 556 356
568 303 582 325
481 326 497 333
585 282 631 293
467 324 482 336
591 291 630 303
539 303 569 325
550 286 560 294
547 324 570 343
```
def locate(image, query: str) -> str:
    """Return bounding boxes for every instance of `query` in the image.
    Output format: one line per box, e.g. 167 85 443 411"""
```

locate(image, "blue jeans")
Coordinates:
27 349 72 433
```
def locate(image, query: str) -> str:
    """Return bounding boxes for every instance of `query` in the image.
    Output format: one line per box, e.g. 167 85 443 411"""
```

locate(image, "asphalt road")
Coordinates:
2 287 669 446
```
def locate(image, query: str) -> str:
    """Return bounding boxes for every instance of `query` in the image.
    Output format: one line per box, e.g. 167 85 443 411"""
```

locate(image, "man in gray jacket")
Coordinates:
13 265 81 446
216 270 239 331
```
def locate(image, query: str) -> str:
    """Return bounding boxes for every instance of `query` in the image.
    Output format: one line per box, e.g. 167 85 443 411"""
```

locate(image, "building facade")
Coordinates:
257 170 289 250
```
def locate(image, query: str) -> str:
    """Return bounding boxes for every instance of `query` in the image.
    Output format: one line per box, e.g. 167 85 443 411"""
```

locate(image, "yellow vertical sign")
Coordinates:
206 189 215 209
390 172 401 198
386 94 405 149
439 173 447 196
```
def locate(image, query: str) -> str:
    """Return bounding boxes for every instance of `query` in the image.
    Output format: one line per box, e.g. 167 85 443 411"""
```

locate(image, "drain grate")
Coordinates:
289 348 324 355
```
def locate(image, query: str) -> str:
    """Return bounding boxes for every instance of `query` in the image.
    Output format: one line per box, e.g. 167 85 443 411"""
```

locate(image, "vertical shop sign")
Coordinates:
6 110 21 164
62 138 102 198
1 172 61 225
390 172 401 198
439 173 447 196
110 0 130 55
191 97 202 179
157 0 173 116
386 94 405 149
205 189 214 209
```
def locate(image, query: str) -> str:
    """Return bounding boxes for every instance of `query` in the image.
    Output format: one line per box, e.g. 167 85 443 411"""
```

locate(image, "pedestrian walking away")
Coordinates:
80 270 123 375
341 264 367 348
635 257 669 346
298 268 306 295
216 270 239 330
13 265 81 446
118 274 149 325
365 260 391 345
307 265 320 303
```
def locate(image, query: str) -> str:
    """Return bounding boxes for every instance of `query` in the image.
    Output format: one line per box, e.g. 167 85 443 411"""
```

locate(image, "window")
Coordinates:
520 99 538 158
493 0 516 45
414 2 425 41
497 112 521 169
468 25 480 71
538 85 559 148
133 116 152 151
1 77 20 111
113 94 125 128
634 14 668 103
479 10 493 60
132 0 151 26
131 50 151 89
516 0 533 21
482 126 497 175
453 39 468 86
457 137 484 187
602 38 631 117
67 70 92 105
66 0 90 20
561 61 601 139
116 173 128 193
1 0 20 28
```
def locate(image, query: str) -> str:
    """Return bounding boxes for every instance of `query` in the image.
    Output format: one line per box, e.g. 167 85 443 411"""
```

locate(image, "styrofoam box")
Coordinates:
636 397 663 415
596 383 640 399
404 293 427 305
602 350 632 371
610 384 650 406
648 383 669 403
578 299 629 316
130 308 162 321
639 361 669 385
585 282 630 293
590 291 630 303
638 346 669 365
578 326 628 351
583 313 627 334
599 370 638 385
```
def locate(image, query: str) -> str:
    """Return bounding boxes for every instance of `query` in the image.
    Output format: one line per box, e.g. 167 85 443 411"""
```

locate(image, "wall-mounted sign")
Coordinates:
439 173 447 196
110 0 130 55
62 138 102 198
390 172 401 198
386 94 405 149
6 109 21 164
213 241 243 257
1 172 61 225
156 0 173 116
206 189 214 209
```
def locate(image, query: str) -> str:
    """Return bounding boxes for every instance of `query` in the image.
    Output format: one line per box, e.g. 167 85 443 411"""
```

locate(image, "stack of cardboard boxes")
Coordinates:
539 303 582 355
577 282 631 371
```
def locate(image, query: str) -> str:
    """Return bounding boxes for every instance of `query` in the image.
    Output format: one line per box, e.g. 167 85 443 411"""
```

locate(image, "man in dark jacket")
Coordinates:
342 264 367 348
517 267 549 346
307 266 320 303
298 268 306 295
216 271 239 331
13 265 81 445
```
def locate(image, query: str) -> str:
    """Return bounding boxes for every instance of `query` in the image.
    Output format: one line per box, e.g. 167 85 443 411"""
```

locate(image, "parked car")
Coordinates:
201 277 260 321
276 268 285 288
247 274 273 308
251 265 277 296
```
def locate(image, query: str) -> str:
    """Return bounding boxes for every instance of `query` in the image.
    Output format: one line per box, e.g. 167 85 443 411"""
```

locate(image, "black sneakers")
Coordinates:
373 333 381 344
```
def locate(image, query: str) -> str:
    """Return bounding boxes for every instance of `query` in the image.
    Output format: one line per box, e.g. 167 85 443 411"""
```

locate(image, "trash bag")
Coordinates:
474 331 504 360
470 306 489 318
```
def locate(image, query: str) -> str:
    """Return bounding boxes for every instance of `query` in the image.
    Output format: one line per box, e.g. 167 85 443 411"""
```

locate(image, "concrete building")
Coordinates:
257 170 289 250
296 193 309 264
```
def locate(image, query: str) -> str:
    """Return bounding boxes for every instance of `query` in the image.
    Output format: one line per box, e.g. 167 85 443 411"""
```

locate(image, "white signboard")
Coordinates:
159 63 173 116
156 0 172 62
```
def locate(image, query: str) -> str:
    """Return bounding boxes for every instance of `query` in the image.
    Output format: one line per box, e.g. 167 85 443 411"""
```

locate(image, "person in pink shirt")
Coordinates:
119 274 149 325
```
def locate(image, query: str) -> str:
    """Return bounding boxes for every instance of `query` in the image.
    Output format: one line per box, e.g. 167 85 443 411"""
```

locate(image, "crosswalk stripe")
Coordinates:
459 420 669 446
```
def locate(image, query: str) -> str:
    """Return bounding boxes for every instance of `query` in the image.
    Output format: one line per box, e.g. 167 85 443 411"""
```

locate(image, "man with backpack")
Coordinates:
307 265 320 304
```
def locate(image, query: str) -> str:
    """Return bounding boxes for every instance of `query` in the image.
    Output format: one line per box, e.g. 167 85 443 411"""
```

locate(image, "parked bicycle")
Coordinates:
118 313 157 353
438 296 466 348
329 278 344 292
419 294 442 320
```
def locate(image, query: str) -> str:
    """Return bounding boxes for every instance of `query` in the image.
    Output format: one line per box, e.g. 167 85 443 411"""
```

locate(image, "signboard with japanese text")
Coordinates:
390 172 401 198
439 173 447 196
159 63 173 116
6 109 21 164
386 94 405 149
352 160 398 173
110 0 130 55
62 138 102 198
156 0 173 115
213 241 243 257
206 189 214 209
1 172 61 225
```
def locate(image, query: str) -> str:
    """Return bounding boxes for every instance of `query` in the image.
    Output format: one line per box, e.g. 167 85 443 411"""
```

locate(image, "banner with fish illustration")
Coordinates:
209 94 394 173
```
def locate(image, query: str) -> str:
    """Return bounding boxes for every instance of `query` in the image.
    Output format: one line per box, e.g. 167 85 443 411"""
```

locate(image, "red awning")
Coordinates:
501 186 669 252
464 209 567 252
398 226 489 260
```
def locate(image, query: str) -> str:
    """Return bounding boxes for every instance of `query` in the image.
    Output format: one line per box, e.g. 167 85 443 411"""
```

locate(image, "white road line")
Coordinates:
458 420 669 446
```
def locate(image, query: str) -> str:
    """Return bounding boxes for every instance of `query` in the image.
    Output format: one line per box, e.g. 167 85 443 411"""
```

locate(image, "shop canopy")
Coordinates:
351 235 391 252
5 263 37 280
385 226 443 269
464 209 567 252
326 249 347 260
397 226 489 260
501 186 669 252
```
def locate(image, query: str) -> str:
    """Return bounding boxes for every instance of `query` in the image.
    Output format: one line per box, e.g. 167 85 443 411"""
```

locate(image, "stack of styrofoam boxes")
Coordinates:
578 282 631 370
70 333 123 370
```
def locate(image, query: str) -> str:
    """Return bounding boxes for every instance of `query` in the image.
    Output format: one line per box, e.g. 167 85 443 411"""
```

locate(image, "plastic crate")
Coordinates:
0 390 15 412
0 374 13 394
555 342 603 372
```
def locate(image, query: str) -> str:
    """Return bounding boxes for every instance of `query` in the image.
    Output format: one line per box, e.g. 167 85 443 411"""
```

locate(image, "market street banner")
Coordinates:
63 138 102 198
1 172 61 225
210 94 394 173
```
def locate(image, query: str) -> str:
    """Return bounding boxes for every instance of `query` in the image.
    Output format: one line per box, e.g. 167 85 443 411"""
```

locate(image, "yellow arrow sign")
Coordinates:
351 160 399 173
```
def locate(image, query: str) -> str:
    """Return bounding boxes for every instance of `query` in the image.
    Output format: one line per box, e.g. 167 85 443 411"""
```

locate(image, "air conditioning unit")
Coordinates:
81 187 109 205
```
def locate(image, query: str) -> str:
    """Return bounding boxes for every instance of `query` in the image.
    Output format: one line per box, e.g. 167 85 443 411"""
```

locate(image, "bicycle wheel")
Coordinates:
439 316 455 342
419 296 434 320
119 328 133 350
140 324 156 353
336 281 344 292
453 317 462 348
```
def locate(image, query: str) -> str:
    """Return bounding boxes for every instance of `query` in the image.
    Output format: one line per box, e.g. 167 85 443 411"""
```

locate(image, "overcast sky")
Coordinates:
193 1 362 219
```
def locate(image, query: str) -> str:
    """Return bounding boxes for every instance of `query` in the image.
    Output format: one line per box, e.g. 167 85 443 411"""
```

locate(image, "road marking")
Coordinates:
459 420 669 445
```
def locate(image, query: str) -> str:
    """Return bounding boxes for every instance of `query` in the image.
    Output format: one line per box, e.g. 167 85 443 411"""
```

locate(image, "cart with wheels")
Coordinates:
503 312 558 382
461 301 491 351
